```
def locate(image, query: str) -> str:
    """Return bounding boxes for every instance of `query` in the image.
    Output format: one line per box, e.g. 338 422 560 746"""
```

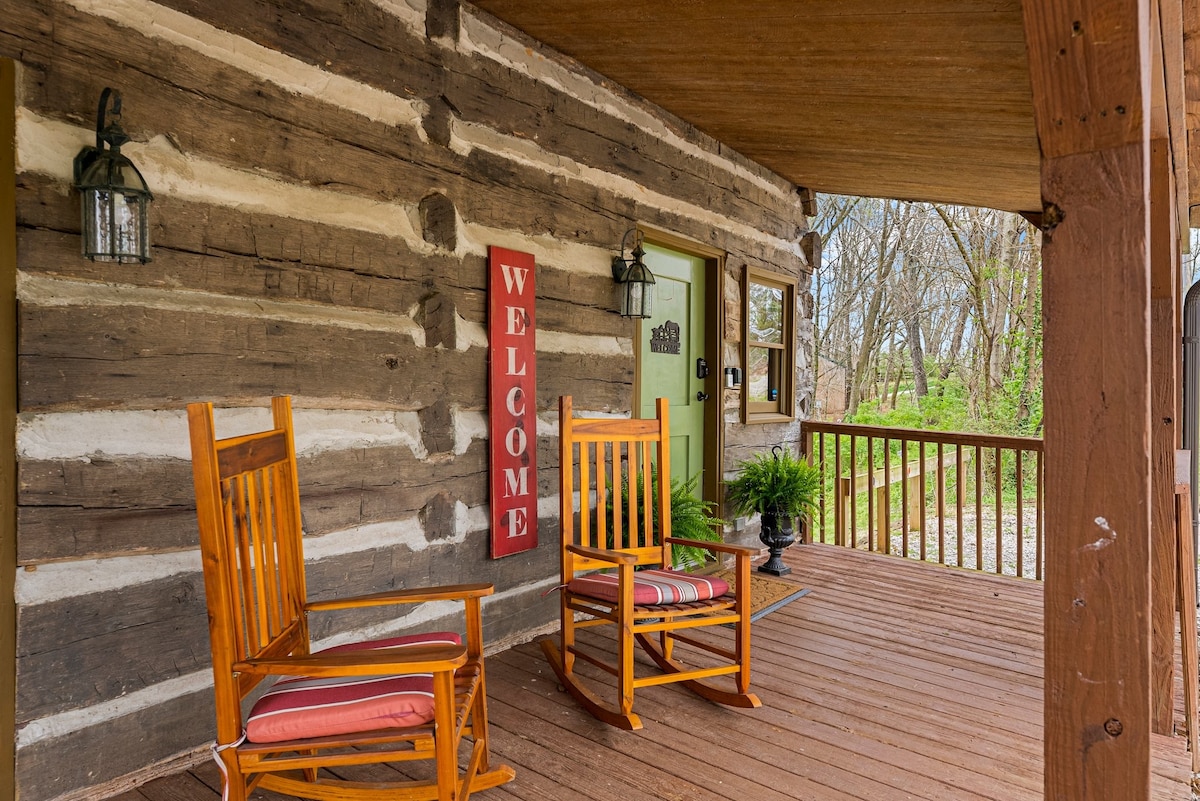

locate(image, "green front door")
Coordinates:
638 243 707 489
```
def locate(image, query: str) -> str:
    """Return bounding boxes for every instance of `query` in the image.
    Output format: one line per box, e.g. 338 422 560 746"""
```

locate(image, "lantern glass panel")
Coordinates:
81 188 148 263
80 188 110 259
624 279 654 318
78 154 151 263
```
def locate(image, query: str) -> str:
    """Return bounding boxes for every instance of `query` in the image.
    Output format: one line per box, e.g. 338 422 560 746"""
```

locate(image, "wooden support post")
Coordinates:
906 472 921 532
1148 137 1179 735
1022 2 1154 799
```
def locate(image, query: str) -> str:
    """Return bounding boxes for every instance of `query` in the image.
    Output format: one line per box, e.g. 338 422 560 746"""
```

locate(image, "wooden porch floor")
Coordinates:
115 544 1194 801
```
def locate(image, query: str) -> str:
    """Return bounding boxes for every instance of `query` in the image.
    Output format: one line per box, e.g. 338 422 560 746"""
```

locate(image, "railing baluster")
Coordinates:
882 437 892 555
955 445 964 567
834 433 844 547
918 440 927 561
937 442 946 565
1036 448 1045 581
866 435 875 552
849 435 858 548
1016 450 1025 578
994 446 1002 575
813 430 825 544
975 445 984 571
900 439 910 558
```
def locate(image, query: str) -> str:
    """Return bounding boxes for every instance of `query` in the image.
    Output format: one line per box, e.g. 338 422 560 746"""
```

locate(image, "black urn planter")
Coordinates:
757 507 795 576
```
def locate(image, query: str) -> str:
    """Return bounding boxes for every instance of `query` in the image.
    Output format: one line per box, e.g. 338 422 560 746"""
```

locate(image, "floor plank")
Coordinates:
118 543 1194 800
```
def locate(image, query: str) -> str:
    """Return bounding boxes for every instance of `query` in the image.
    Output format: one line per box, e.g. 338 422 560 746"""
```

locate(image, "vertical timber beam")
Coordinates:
1022 2 1154 800
0 58 16 800
1149 139 1180 735
1149 0 1182 735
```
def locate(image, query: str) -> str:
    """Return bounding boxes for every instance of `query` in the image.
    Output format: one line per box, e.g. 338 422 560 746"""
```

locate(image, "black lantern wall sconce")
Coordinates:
73 88 153 263
610 228 656 318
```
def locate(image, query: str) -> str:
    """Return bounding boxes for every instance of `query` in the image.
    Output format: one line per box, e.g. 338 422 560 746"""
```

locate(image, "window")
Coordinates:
743 266 796 422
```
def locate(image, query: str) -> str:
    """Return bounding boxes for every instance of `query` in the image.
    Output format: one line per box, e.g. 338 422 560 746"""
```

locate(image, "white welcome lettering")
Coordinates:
505 426 527 457
505 346 527 376
505 386 525 416
503 467 529 498
500 263 530 295
507 507 528 538
506 305 527 336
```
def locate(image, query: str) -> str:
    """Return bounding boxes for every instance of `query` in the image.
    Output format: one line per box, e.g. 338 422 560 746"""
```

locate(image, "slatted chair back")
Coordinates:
559 395 672 575
188 396 309 743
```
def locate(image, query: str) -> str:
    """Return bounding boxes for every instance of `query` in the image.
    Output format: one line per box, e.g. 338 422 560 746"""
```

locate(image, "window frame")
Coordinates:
742 265 797 424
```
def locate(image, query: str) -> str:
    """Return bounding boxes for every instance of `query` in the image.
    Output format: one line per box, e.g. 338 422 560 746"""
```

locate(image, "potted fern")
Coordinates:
725 445 822 576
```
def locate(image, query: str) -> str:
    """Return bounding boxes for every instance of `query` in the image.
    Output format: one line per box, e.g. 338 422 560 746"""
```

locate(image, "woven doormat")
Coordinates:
709 568 810 622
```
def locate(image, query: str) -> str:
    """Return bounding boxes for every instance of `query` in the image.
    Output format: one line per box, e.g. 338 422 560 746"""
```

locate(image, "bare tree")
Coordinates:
812 194 1041 429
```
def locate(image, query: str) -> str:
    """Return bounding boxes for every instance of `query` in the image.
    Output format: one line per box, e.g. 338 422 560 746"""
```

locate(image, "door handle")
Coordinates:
696 391 710 402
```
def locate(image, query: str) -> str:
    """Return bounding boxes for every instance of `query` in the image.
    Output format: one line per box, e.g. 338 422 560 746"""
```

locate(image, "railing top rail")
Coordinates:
801 420 1043 451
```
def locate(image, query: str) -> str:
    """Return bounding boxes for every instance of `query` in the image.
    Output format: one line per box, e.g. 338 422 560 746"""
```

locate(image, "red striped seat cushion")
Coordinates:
245 631 461 744
567 569 729 605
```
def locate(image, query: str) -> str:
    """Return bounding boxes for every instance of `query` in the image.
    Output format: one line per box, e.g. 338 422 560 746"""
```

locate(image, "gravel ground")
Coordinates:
851 510 1044 579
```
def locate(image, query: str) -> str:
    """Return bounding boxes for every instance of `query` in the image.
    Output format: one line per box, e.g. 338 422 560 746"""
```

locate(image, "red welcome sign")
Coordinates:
488 246 538 558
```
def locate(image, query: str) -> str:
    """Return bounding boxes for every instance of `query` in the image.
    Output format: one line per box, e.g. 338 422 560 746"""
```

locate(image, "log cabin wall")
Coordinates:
1 1 811 799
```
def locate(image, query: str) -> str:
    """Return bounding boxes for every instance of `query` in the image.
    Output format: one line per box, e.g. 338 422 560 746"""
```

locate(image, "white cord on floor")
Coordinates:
211 733 247 801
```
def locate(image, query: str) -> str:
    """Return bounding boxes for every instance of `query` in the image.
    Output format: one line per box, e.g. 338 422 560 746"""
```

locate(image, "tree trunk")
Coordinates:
880 336 895 411
891 348 906 408
987 214 1017 393
938 302 970 381
906 314 928 398
1016 229 1042 429
901 252 929 399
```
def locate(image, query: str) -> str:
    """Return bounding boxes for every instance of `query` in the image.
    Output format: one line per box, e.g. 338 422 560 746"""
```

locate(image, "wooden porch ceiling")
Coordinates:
472 0 1200 224
116 545 1192 801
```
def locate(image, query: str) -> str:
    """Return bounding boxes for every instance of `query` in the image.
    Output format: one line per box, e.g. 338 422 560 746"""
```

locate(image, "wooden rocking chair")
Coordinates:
541 395 761 730
187 396 515 801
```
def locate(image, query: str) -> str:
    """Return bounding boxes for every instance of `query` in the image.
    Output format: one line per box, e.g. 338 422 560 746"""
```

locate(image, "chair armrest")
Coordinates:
565 543 639 565
665 537 760 557
305 583 494 613
234 643 468 677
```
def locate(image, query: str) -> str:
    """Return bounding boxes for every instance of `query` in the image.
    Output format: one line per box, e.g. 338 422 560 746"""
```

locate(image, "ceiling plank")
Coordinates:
470 0 1041 211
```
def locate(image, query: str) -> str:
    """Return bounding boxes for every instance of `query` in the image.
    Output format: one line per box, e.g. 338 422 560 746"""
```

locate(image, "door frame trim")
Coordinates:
632 226 726 515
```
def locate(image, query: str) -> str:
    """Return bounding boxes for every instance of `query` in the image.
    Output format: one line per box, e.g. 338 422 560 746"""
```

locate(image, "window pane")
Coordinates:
747 346 783 406
743 266 797 423
748 283 784 344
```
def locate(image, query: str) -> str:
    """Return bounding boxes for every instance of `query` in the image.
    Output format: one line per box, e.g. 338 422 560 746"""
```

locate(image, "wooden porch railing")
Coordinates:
801 421 1045 579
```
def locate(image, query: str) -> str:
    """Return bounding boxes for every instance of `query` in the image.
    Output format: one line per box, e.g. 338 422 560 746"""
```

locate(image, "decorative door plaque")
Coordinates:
650 320 682 354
